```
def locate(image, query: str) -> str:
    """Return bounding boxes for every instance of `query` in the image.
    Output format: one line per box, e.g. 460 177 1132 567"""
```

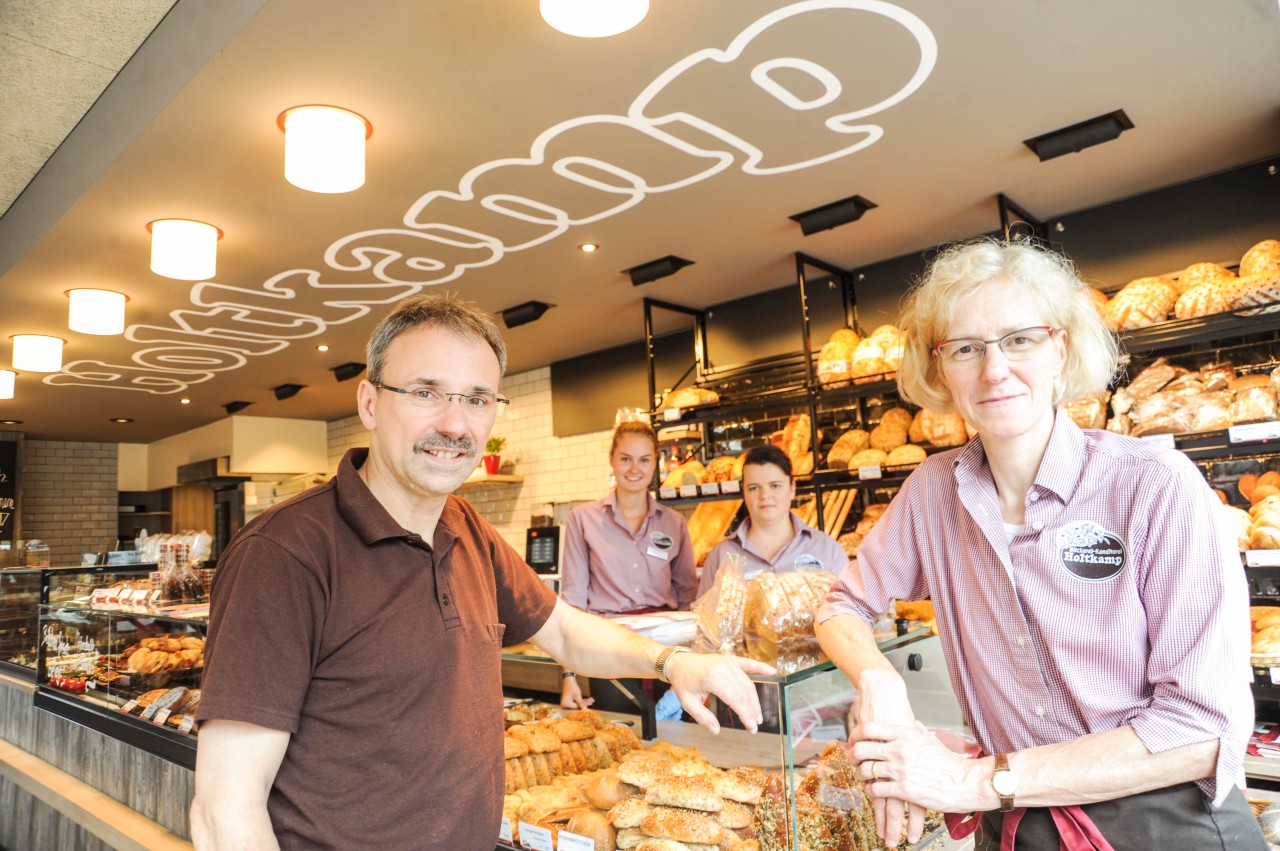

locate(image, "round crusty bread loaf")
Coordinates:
817 339 854 387
1174 280 1232 320
919 409 968 447
1241 239 1280 278
868 422 907 453
831 327 861 347
886 444 927 466
566 809 615 851
1102 277 1178 330
1179 262 1236 291
847 448 889 469
826 429 870 470
1080 287 1109 313
1254 623 1280 654
879 407 913 432
1252 606 1280 632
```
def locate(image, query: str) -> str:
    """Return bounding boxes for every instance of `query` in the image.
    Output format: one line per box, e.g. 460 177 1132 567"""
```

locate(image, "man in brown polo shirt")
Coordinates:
189 293 773 851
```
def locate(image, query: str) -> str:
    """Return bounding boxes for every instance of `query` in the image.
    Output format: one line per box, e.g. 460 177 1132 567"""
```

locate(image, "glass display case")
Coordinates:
34 601 206 768
499 627 966 850
0 564 158 678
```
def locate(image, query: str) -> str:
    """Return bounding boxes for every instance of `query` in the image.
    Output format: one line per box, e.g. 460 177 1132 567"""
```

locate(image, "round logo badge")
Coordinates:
793 554 823 570
649 531 674 550
1055 521 1126 581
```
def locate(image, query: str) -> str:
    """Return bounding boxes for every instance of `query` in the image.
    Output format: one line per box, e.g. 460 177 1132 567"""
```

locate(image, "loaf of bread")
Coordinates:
817 338 855 388
702 455 737 483
826 429 870 470
885 444 926 466
868 422 907 453
1102 277 1178 330
662 387 720 410
1081 287 1109 314
782 414 812 463
617 759 672 791
565 810 615 851
644 776 723 813
1223 272 1280 312
1241 239 1280 277
918 409 968 447
847 448 888 469
1175 280 1232 320
640 806 726 844
1061 393 1109 430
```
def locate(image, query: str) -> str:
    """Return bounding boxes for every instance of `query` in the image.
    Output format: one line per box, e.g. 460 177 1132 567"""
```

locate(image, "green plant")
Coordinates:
485 436 506 455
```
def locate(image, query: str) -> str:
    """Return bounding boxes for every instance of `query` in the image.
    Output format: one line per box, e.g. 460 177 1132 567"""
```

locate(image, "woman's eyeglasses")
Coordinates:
933 326 1057 365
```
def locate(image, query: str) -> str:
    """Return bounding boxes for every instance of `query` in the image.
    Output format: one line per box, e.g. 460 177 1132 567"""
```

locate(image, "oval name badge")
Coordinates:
1055 520 1126 582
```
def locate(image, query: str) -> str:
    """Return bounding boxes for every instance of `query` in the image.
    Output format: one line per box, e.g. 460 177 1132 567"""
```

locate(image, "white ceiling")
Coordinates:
1 0 1278 442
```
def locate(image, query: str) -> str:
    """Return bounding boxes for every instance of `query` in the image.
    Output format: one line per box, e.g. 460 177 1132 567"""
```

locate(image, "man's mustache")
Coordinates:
414 433 475 455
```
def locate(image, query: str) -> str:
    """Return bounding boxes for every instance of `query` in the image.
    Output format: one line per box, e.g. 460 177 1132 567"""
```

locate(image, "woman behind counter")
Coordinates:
559 421 698 709
815 238 1261 850
698 444 847 597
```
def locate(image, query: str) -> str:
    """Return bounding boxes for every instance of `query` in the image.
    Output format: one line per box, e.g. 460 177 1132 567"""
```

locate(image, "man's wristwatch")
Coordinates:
561 671 576 679
654 646 690 683
991 753 1018 812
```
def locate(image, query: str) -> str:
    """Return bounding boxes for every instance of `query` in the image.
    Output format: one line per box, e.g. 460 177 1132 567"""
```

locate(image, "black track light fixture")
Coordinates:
272 383 305 401
331 362 366 382
1024 110 1133 162
222 401 253 415
789 194 877 236
625 255 694 286
500 301 553 329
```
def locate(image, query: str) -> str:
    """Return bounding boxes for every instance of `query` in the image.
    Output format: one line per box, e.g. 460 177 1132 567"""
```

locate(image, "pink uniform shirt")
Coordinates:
819 409 1253 805
698 512 848 597
561 491 698 614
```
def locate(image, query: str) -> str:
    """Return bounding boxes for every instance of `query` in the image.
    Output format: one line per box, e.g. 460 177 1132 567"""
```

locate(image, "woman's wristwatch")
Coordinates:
655 646 691 682
561 671 576 679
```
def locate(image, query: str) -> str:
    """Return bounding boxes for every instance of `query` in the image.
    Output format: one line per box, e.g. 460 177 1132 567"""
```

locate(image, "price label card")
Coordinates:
558 831 596 851
1230 421 1280 444
86 680 97 690
678 484 698 498
1140 433 1176 450
698 482 720 496
658 487 678 500
140 701 161 720
1247 550 1280 567
1271 667 1280 686
857 465 883 481
518 822 553 851
178 715 197 733
153 709 172 726
720 479 740 494
663 407 682 422
119 699 139 713
498 818 513 843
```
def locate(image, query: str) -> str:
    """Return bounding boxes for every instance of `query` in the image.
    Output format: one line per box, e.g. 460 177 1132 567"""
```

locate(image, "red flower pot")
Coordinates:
482 454 501 475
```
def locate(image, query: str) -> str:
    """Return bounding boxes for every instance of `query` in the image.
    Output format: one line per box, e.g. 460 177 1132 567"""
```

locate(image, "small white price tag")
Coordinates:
658 487 678 499
153 709 172 726
140 701 161 720
1246 550 1280 567
86 680 97 690
498 818 513 843
178 715 197 733
1140 433 1176 450
857 465 883 480
1271 667 1280 686
663 407 682 421
1230 421 1280 444
518 822 553 851
720 479 740 494
678 484 698 498
698 482 720 496
119 699 139 713
557 831 596 851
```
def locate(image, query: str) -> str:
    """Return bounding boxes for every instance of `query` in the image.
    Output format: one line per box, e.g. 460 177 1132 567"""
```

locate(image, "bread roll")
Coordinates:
1251 525 1280 550
608 796 653 828
1241 239 1280 277
640 806 726 844
615 827 646 849
566 809 616 851
879 407 913 432
816 339 854 388
644 776 723 813
504 735 529 759
831 327 860 347
885 444 927 466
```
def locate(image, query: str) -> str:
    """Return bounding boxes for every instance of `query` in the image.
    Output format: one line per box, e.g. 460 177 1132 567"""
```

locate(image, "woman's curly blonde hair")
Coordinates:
896 237 1120 413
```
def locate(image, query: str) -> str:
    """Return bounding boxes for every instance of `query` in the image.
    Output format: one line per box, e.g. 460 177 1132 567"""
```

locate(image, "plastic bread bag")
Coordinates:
790 741 879 851
692 551 748 655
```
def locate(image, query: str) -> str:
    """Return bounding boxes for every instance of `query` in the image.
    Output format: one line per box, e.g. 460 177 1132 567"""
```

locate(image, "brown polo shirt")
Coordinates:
197 448 557 850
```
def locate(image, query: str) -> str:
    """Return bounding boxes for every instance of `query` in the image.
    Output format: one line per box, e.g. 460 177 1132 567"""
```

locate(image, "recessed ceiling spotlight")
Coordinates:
180 398 191 405
0 370 14 400
109 417 134 424
316 344 330 352
579 243 599 253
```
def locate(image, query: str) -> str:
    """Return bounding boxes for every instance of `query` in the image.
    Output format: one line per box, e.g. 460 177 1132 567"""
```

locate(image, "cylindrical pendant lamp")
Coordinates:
0 370 14 400
67 289 128 335
278 105 372 193
540 0 648 37
148 219 221 281
12 335 64 373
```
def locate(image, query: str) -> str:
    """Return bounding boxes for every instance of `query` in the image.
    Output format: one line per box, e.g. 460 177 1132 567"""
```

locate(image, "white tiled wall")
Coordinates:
326 366 613 551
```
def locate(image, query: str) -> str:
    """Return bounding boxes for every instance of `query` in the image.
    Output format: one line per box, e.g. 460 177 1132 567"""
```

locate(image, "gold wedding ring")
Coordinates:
871 760 884 780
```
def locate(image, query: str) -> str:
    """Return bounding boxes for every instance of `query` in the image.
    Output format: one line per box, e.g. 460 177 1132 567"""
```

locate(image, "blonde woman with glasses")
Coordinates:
816 239 1260 850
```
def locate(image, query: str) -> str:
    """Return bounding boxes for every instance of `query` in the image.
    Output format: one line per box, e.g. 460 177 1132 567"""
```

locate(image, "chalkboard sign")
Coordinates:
0 441 15 546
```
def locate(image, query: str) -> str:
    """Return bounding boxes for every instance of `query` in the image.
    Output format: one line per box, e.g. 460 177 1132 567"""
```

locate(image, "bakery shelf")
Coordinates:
458 472 523 489
1120 301 1280 355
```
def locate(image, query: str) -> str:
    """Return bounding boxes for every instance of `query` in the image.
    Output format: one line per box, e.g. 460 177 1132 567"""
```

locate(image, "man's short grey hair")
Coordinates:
366 292 508 383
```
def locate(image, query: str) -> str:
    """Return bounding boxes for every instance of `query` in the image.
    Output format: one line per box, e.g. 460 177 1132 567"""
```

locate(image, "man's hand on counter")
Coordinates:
666 652 776 734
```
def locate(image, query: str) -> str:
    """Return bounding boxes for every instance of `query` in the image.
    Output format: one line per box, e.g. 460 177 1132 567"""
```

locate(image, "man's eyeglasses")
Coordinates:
372 381 510 418
933 326 1057 365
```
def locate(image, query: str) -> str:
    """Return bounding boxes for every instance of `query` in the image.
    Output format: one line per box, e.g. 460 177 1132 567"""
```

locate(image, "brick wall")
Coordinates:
20 440 118 566
326 366 613 550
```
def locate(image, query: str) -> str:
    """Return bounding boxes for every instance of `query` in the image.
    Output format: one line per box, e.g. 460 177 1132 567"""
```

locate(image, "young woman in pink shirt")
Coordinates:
559 420 698 709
